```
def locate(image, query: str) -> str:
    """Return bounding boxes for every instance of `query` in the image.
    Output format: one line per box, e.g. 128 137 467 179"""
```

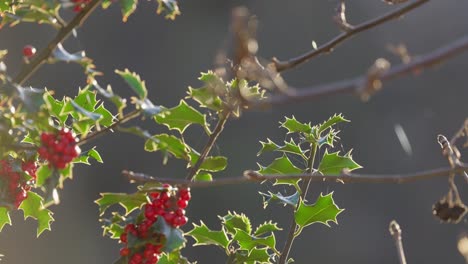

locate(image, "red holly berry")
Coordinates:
39 129 80 169
23 45 36 58
119 247 130 256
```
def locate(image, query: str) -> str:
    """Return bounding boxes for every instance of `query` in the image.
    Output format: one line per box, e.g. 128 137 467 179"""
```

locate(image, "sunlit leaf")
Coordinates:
220 211 252 235
186 221 230 248
116 69 147 99
295 192 344 231
318 150 361 175
19 192 54 236
155 100 208 134
95 193 148 216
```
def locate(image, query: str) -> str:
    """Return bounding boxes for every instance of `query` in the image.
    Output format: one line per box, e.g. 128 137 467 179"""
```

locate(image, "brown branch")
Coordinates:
12 0 102 85
123 165 468 188
259 35 468 106
185 111 231 181
389 220 407 264
272 0 429 72
77 109 141 146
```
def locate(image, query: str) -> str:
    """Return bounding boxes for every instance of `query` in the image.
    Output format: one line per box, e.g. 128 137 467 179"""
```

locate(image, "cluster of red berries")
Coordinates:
23 45 36 58
38 128 80 169
71 0 91 12
0 159 36 208
119 185 191 264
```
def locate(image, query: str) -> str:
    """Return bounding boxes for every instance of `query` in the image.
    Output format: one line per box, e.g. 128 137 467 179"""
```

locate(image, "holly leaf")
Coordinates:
158 250 192 264
145 134 190 160
0 207 11 232
153 217 186 252
119 0 138 22
95 193 148 216
233 229 276 252
19 192 54 236
260 191 300 208
115 69 147 99
88 148 103 163
199 156 227 172
193 172 213 182
281 116 312 134
258 155 303 190
295 192 344 231
257 139 279 156
53 43 87 63
220 211 252 235
186 221 230 248
318 150 361 175
317 114 349 134
233 248 271 263
155 100 208 134
254 221 282 237
156 0 181 20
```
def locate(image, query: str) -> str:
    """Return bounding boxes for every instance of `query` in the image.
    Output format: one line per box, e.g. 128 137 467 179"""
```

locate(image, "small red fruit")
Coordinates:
23 45 36 58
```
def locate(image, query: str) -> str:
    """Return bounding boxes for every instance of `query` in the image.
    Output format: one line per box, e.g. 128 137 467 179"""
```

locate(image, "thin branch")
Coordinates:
77 109 141 146
259 35 468 106
186 111 231 181
278 142 318 264
389 220 407 264
272 0 429 72
12 0 102 85
123 165 468 188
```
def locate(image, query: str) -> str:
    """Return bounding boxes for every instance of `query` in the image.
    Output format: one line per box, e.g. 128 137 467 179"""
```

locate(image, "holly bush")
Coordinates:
0 0 467 263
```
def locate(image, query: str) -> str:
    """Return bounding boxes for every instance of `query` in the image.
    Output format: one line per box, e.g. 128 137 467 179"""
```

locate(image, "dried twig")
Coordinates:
389 220 407 264
272 0 429 72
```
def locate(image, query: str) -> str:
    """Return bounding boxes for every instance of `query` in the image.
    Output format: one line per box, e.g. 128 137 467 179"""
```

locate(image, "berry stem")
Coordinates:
12 0 101 85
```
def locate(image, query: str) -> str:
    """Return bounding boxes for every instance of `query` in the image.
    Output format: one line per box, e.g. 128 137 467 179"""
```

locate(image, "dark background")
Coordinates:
1 0 467 263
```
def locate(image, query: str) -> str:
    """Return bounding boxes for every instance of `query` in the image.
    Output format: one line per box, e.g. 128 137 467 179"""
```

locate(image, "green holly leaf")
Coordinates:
74 148 103 165
187 71 225 111
116 69 147 99
233 229 276 252
119 0 138 22
259 138 306 159
70 100 102 121
186 221 230 248
318 150 362 175
260 191 300 208
295 192 344 232
88 148 103 163
254 221 282 237
199 156 227 172
19 192 54 236
257 139 279 156
153 217 186 252
234 247 271 263
94 104 114 127
0 207 11 232
36 165 52 187
156 0 181 20
220 211 252 235
144 134 190 160
158 250 192 264
258 155 303 190
193 172 213 182
317 114 349 134
95 193 148 216
44 93 68 124
281 116 312 134
90 81 127 114
155 100 208 134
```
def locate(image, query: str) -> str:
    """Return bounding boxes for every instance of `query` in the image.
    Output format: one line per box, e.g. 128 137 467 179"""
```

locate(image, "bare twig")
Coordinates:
259 35 468 106
12 0 102 85
123 165 468 188
389 220 407 264
272 0 429 72
186 111 231 181
77 109 141 146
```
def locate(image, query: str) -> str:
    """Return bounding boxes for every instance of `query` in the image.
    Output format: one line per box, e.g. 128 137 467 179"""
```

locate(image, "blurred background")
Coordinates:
0 0 467 263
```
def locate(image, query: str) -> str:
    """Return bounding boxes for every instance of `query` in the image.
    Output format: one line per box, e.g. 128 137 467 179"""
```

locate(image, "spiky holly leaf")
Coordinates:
295 192 344 232
276 139 306 159
74 148 103 165
260 191 300 208
258 155 303 190
94 104 114 127
36 164 52 187
317 113 349 134
152 217 186 252
95 193 147 216
115 69 147 99
19 192 54 236
257 139 279 156
44 93 68 124
233 248 271 263
187 221 230 248
187 71 225 111
159 250 192 264
70 100 102 121
144 134 190 160
0 207 11 232
233 229 276 252
156 0 181 20
220 211 252 235
89 81 127 114
318 150 361 175
281 116 312 134
119 0 138 22
155 100 208 134
254 221 282 237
